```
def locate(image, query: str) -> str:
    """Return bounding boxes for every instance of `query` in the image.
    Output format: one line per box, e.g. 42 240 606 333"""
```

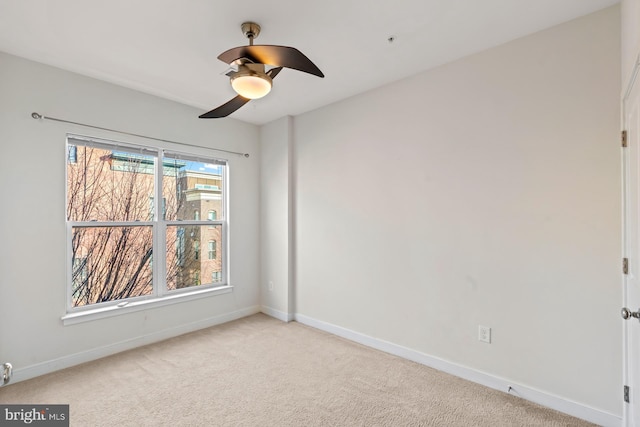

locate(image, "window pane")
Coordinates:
71 226 153 307
67 144 156 222
162 156 224 221
166 225 223 290
68 145 77 163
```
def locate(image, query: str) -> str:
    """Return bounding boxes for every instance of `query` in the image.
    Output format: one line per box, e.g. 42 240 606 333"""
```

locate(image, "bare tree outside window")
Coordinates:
68 146 159 306
163 155 224 291
67 140 225 309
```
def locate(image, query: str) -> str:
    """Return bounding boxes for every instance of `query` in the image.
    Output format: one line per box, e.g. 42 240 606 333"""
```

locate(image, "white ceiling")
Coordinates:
0 0 620 125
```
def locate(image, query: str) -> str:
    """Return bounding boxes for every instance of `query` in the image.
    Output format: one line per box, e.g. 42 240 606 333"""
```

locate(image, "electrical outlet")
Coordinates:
268 281 274 291
478 325 491 343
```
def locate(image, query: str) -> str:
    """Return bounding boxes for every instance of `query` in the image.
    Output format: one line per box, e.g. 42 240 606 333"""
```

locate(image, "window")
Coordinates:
149 197 167 220
68 145 77 163
212 271 222 282
66 135 227 312
177 227 186 266
72 256 88 292
208 241 216 260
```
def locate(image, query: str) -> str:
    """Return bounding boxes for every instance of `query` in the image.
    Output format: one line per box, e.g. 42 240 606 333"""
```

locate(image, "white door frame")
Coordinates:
623 52 640 427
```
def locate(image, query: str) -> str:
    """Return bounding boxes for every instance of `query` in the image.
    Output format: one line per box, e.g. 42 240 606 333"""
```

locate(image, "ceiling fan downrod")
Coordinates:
241 22 260 46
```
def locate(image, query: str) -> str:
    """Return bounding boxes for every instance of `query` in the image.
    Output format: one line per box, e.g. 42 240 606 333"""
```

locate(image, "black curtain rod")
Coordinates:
30 112 249 158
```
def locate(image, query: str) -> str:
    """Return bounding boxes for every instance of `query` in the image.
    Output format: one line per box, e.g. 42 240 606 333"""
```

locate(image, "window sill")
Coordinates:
61 285 233 326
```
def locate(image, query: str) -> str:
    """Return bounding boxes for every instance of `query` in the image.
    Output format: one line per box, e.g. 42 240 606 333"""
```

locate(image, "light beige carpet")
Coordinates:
0 314 594 426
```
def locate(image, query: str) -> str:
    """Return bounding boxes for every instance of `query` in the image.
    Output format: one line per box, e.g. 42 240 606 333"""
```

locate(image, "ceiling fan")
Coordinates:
199 22 325 119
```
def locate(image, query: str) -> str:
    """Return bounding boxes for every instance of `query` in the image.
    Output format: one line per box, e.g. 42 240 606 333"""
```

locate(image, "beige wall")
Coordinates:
260 117 294 319
623 0 640 88
289 5 621 416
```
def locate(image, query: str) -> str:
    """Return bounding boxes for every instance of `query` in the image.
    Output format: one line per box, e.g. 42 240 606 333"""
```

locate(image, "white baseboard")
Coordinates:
9 305 261 386
261 305 294 322
294 313 622 427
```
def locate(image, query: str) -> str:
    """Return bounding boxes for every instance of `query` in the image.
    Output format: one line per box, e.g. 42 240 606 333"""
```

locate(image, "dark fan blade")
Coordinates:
199 95 250 118
267 66 283 78
218 45 324 78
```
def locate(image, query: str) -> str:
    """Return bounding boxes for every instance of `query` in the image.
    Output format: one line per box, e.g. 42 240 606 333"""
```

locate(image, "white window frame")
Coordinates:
63 134 231 325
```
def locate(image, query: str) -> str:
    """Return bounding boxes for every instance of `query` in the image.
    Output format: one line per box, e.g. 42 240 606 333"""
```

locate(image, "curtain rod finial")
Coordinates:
244 153 250 158
31 112 42 119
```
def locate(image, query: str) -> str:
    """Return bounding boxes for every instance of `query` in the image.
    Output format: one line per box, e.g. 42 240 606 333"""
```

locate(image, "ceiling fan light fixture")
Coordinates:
230 67 272 99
